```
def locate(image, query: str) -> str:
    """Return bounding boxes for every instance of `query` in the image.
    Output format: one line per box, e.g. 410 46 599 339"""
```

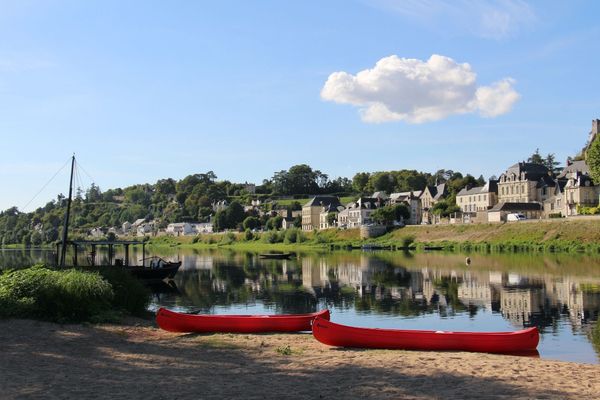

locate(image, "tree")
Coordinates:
587 137 600 184
327 212 337 226
528 148 544 165
213 210 228 232
352 172 370 193
242 216 260 231
225 201 245 229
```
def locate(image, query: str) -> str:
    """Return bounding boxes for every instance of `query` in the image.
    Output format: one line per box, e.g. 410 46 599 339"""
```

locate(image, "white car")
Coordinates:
507 213 527 222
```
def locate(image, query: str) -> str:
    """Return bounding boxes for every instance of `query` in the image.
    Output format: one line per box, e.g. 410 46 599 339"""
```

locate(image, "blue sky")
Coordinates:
1 0 599 211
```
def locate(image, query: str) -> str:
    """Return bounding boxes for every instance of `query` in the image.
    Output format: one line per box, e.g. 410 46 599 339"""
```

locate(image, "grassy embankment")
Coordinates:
147 218 600 253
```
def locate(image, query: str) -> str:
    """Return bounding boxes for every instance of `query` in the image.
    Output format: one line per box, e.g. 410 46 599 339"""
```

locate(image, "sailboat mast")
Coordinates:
59 155 76 267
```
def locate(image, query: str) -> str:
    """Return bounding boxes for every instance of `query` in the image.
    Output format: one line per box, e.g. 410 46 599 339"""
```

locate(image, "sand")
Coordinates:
1 319 599 400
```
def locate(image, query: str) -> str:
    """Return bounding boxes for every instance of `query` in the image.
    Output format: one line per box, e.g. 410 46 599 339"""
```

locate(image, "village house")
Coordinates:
212 200 228 212
497 162 554 204
487 202 542 222
388 191 423 225
420 183 448 224
455 180 499 222
319 203 343 230
345 198 382 228
166 222 193 236
556 160 600 216
301 196 341 231
191 222 213 234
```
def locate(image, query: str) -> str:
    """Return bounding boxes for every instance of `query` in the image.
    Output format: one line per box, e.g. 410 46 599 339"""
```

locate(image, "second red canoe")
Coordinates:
311 317 539 354
156 307 330 333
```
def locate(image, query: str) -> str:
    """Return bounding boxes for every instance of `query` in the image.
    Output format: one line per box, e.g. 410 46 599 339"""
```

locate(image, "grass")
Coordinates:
0 264 150 323
144 218 600 254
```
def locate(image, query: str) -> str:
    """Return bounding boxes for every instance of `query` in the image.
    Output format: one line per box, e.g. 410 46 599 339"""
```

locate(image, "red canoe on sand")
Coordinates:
311 317 539 354
156 308 330 333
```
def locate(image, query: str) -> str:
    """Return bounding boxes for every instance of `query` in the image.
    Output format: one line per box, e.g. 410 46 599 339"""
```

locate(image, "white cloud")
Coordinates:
367 0 536 40
321 54 520 124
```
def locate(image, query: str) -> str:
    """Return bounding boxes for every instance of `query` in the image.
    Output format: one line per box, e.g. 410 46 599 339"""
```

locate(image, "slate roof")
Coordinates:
304 196 342 209
488 202 542 212
557 160 590 179
501 162 550 181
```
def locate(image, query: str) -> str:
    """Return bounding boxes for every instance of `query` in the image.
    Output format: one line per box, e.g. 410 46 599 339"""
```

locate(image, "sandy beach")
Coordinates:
1 318 599 400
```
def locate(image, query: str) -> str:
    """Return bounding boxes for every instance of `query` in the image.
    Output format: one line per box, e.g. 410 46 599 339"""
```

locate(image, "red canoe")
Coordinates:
311 317 539 354
156 308 330 333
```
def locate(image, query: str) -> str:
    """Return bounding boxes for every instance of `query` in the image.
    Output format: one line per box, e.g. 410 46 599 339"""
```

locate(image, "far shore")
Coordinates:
1 318 599 399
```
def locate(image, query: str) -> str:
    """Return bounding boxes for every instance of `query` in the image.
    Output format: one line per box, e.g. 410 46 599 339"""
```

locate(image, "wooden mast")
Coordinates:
59 155 75 267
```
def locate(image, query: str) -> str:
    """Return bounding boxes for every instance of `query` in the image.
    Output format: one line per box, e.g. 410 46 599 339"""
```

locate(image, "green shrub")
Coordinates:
284 228 301 244
400 235 416 248
220 232 237 245
262 230 282 243
0 265 114 322
244 229 254 241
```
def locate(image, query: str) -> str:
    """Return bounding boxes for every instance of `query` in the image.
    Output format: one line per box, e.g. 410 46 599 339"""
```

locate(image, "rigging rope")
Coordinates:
21 157 71 212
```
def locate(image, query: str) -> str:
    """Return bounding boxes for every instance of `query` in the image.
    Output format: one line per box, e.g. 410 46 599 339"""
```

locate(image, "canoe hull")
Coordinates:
311 317 539 354
157 308 330 333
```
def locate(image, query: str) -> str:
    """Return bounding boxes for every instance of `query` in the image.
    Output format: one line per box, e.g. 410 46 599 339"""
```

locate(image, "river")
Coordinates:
2 247 600 364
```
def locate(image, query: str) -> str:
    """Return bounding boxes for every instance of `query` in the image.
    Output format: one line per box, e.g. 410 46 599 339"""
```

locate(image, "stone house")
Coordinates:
557 160 600 216
319 203 343 230
166 222 193 236
456 180 498 213
301 196 341 231
389 191 423 225
345 198 382 228
497 162 554 204
420 183 448 224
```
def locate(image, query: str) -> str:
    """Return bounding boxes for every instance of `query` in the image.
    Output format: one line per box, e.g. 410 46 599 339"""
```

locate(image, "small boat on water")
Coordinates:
258 253 293 259
125 261 181 281
311 317 539 354
156 308 330 333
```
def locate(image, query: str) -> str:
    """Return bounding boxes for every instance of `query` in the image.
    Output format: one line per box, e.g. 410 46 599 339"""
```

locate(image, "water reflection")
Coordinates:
3 247 600 363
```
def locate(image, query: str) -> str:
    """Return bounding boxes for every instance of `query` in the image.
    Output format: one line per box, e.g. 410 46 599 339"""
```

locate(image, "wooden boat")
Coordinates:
125 261 181 281
311 317 539 354
156 307 330 333
258 253 293 259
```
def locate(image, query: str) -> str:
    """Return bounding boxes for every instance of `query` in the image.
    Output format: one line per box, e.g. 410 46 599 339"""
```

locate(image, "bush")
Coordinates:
220 232 237 245
0 265 114 322
244 229 254 241
87 266 150 317
284 228 301 244
401 235 416 248
262 230 282 244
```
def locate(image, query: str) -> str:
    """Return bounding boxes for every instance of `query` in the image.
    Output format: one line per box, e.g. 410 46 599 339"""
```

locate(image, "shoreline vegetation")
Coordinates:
141 218 600 254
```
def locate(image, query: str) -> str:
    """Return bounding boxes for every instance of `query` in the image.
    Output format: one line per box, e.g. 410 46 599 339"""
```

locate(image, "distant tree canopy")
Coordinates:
527 148 561 174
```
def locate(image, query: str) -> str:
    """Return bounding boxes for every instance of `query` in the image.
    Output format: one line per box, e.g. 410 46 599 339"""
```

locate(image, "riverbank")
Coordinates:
1 318 598 399
145 218 600 253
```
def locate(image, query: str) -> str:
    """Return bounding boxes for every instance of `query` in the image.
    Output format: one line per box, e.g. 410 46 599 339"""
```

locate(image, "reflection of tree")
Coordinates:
372 266 412 286
433 277 469 316
590 319 600 356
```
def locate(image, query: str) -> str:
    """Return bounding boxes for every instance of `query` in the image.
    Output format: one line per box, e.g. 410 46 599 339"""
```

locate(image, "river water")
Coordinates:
2 247 600 364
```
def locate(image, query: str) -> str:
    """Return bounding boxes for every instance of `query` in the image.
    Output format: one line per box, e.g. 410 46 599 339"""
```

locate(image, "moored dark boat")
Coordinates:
311 317 539 354
259 253 293 259
125 261 181 281
156 307 330 333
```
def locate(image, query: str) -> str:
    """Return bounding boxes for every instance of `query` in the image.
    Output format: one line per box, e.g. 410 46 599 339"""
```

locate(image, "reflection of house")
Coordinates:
500 288 544 327
389 191 423 225
458 281 494 309
302 196 341 231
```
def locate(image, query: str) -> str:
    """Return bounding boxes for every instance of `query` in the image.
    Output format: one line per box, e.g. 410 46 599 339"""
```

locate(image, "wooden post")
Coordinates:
125 244 129 267
73 243 78 266
108 244 113 266
142 242 145 267
91 244 96 266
